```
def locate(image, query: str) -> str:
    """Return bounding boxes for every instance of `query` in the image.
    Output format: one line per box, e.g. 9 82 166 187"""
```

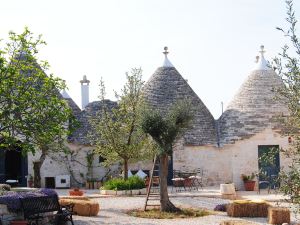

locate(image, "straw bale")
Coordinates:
227 200 270 217
59 199 99 216
220 220 259 225
268 207 290 224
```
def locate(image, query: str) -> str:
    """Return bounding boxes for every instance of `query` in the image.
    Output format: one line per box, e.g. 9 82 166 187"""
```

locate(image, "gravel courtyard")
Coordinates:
71 196 280 225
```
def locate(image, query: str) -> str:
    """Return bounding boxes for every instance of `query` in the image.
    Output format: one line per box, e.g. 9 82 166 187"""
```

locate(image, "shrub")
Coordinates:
103 176 145 190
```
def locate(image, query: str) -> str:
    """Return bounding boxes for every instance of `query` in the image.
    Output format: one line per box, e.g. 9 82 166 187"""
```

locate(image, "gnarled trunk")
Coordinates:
159 153 180 212
123 158 128 180
33 150 47 188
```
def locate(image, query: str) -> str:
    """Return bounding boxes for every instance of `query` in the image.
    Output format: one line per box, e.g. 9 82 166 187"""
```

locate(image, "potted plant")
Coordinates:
69 187 84 196
27 175 34 188
241 173 256 191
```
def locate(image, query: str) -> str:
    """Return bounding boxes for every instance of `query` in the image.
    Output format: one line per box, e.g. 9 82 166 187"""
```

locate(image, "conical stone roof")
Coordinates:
219 46 289 144
143 47 217 146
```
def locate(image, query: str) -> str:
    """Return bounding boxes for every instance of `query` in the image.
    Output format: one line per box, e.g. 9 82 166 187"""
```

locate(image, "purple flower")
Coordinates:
214 204 227 212
0 188 58 212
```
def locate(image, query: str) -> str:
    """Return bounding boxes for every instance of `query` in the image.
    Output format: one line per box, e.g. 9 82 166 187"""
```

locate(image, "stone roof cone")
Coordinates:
219 45 289 144
143 47 217 145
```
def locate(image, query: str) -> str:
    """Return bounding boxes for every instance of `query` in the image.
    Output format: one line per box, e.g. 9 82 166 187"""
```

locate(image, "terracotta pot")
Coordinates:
69 190 84 196
10 221 28 225
244 180 256 191
28 181 33 188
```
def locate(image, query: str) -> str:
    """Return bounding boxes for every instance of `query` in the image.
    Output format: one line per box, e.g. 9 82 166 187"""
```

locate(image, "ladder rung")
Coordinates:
146 204 160 207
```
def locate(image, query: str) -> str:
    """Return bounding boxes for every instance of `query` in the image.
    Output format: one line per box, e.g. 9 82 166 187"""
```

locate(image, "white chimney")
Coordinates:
80 75 90 109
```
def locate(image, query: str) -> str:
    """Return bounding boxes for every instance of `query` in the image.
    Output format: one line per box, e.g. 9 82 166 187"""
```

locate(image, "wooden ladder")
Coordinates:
144 154 160 211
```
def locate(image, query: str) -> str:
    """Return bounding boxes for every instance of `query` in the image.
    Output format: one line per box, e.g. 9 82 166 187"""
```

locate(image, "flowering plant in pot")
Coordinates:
241 173 256 191
69 187 84 196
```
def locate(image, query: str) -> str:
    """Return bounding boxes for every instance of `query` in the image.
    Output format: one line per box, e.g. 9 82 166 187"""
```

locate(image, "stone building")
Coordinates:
142 46 290 190
1 46 290 190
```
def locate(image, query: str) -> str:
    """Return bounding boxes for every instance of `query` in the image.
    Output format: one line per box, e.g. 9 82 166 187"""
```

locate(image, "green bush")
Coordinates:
102 176 145 190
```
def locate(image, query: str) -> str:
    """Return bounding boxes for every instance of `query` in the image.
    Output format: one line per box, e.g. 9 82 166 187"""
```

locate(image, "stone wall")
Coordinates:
28 143 118 188
173 128 291 190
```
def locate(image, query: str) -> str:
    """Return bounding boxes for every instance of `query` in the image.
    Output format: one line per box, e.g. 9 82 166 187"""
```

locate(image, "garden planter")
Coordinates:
220 183 236 195
100 189 116 195
243 181 256 191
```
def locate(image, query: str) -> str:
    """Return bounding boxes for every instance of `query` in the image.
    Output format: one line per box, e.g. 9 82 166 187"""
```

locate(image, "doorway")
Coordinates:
258 145 280 189
0 144 28 187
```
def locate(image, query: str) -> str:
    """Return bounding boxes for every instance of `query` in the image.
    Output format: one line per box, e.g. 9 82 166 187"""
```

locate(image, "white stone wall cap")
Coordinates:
6 180 18 183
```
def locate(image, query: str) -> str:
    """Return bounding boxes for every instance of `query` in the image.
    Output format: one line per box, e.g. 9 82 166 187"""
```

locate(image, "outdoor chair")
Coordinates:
172 170 185 192
257 170 279 194
189 168 204 190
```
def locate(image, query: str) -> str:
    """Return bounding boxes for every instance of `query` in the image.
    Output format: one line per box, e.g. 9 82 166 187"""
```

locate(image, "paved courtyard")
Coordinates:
56 188 299 225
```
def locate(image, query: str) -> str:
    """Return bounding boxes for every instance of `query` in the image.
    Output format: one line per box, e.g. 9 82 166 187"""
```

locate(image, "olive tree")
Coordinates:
140 101 193 212
270 0 300 209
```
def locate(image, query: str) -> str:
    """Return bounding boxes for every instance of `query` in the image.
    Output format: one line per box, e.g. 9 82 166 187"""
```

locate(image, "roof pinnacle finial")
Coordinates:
163 46 169 56
162 46 174 68
254 45 270 70
259 45 265 57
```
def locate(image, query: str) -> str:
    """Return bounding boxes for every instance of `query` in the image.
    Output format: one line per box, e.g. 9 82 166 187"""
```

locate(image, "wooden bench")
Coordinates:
20 195 74 225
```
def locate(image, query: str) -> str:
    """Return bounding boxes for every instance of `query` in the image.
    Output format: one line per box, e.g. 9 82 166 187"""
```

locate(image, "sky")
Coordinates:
0 0 298 118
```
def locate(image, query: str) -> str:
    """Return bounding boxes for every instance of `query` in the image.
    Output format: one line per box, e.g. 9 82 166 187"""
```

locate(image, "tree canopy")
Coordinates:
271 0 300 210
0 28 75 186
90 68 155 180
140 100 193 212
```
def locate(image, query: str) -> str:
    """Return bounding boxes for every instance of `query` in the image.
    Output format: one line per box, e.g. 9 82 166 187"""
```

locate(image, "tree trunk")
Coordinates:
123 158 128 180
159 153 180 212
33 150 47 188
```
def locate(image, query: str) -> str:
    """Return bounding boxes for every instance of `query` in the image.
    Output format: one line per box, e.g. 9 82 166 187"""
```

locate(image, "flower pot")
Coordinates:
28 180 33 188
69 189 84 196
244 180 256 191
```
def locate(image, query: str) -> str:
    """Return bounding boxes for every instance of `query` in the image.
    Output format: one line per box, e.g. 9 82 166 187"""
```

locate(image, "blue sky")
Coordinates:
1 0 298 118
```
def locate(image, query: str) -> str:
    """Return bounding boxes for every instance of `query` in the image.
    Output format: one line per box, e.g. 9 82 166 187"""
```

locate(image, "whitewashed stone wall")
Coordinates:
28 143 116 188
173 128 291 190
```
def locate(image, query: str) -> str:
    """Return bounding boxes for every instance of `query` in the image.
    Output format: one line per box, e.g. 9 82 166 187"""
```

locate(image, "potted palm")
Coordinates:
241 173 256 191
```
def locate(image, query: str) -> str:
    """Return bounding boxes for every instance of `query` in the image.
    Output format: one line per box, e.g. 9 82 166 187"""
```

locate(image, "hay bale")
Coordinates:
220 220 259 225
59 198 99 216
227 200 270 217
268 207 290 224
